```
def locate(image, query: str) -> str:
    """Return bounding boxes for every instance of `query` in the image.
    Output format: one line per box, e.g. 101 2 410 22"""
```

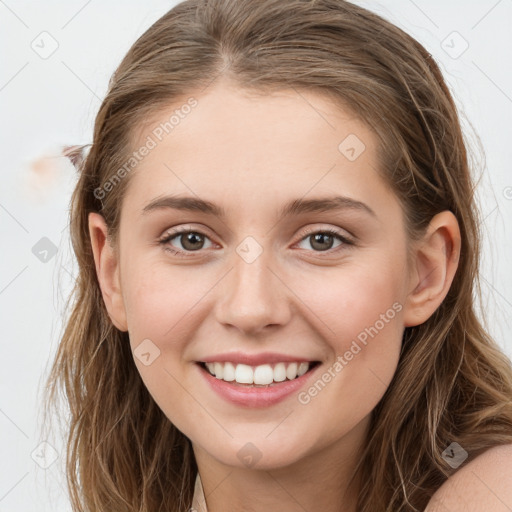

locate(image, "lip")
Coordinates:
196 360 322 408
199 351 318 366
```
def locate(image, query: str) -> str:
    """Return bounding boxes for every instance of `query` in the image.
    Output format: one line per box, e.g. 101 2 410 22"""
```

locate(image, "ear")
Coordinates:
402 211 461 327
88 212 128 332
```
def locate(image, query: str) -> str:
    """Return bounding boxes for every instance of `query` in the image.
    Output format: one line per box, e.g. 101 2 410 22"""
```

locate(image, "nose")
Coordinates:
214 247 292 336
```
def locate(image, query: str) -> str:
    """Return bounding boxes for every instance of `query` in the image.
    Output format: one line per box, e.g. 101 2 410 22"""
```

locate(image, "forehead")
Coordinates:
121 81 394 219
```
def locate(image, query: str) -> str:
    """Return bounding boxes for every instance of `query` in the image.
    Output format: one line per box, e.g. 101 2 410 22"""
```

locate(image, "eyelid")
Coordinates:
158 223 214 241
295 224 355 244
157 224 216 247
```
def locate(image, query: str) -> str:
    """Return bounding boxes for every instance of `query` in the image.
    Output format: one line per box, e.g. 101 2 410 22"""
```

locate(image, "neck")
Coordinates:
193 414 370 512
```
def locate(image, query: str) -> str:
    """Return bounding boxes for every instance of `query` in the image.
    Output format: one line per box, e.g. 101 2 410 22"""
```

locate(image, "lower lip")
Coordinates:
197 363 320 408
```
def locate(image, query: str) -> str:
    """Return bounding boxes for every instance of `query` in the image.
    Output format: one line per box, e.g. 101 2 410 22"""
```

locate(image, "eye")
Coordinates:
158 226 354 258
158 228 214 257
295 227 354 253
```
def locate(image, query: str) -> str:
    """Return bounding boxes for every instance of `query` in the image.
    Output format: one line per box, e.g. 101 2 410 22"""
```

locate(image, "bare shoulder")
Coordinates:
425 443 512 512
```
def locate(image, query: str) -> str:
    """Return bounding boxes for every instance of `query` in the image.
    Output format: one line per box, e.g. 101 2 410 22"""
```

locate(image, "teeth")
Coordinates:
273 362 287 382
298 362 309 376
203 361 314 384
223 362 236 381
214 362 224 380
235 364 253 384
286 362 297 380
254 364 273 385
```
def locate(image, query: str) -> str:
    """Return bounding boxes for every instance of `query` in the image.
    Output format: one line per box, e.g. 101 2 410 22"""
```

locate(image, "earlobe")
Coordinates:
88 212 128 332
402 211 461 328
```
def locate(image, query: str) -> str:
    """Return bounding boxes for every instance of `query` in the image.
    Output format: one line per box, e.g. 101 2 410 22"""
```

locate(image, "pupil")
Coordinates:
183 232 203 250
312 233 332 251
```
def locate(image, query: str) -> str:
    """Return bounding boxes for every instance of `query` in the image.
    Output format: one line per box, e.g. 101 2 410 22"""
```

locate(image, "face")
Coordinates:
96 79 416 470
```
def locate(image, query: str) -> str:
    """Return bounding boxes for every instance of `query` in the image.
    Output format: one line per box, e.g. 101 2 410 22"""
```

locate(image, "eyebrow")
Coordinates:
141 194 376 219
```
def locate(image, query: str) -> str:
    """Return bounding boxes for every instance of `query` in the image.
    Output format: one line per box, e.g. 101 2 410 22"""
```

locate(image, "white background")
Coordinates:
0 1 511 510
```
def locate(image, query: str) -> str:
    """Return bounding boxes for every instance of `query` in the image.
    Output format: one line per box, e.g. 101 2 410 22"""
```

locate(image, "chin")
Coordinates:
201 436 313 471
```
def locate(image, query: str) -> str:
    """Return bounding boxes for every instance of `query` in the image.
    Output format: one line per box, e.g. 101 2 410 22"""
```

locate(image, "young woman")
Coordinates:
42 0 512 510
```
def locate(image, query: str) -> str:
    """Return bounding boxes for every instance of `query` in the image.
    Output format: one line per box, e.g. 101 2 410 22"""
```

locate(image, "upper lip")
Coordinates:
198 351 320 366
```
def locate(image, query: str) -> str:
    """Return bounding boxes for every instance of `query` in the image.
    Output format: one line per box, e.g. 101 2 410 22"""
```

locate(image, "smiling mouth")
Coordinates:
197 361 321 387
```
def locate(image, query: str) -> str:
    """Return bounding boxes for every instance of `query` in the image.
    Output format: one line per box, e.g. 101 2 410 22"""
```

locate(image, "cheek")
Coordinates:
121 257 211 345
120 259 211 430
291 255 405 348
338 262 405 372
291 257 405 410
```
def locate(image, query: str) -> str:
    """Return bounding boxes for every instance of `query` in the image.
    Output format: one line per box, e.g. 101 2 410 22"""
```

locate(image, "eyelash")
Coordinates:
157 226 354 258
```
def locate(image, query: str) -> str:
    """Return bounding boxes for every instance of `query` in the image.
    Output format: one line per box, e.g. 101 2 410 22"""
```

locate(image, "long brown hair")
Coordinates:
40 0 512 510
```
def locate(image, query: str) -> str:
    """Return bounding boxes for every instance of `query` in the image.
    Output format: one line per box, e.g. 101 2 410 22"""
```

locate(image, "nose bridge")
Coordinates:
215 236 291 334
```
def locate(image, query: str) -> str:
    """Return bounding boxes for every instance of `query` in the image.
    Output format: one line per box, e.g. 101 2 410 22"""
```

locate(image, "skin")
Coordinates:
426 443 512 511
89 78 462 512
